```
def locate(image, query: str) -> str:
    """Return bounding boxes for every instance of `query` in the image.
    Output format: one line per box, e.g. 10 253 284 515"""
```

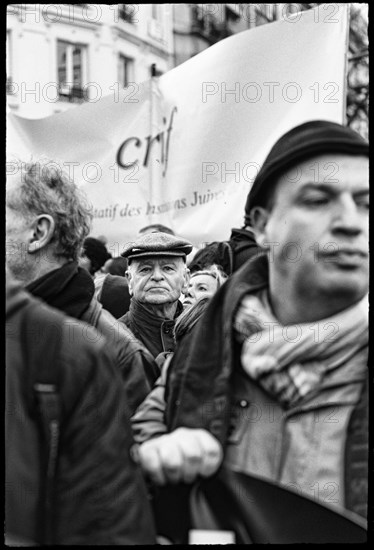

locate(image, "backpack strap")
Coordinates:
22 303 63 545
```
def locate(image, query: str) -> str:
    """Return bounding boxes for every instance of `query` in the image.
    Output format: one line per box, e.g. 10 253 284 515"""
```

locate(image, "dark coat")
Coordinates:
82 298 160 405
5 276 156 545
119 298 183 365
26 262 158 413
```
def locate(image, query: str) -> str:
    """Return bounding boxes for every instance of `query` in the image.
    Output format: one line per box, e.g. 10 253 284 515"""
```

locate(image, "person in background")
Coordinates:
6 271 156 545
6 156 159 408
188 226 260 276
93 256 131 319
103 256 128 276
79 236 112 278
182 265 228 309
97 234 109 245
119 232 192 367
137 121 369 521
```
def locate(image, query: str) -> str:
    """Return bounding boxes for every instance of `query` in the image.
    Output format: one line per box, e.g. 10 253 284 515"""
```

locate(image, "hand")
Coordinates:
137 428 223 486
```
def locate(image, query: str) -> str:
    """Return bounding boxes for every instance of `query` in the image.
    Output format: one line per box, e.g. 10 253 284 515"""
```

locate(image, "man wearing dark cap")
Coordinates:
136 121 369 524
79 236 112 277
119 232 192 362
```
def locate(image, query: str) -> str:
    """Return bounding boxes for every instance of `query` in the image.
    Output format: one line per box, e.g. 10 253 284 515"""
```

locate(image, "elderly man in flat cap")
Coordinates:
135 121 369 526
119 232 192 363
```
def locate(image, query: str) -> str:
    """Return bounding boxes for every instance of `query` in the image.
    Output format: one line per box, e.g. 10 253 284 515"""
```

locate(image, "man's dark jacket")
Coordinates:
26 261 159 412
6 276 156 545
119 298 184 363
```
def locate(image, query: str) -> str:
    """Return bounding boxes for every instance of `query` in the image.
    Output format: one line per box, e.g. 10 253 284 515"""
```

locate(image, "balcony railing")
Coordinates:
190 7 230 43
58 84 87 103
7 77 15 94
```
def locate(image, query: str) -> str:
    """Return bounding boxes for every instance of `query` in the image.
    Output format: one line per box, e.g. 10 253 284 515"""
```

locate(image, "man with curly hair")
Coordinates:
6 157 159 408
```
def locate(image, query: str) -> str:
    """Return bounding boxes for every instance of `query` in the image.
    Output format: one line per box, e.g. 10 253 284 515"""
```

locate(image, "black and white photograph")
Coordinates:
6 3 369 545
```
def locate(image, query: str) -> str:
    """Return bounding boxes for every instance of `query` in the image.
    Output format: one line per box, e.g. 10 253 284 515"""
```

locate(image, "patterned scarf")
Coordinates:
234 290 368 408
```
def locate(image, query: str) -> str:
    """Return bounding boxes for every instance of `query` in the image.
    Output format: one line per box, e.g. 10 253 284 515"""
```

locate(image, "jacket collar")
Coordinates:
127 298 183 357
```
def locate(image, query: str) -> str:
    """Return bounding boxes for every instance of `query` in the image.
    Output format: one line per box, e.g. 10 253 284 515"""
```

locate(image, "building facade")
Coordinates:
7 4 368 138
7 4 174 118
6 4 263 118
172 4 251 67
171 4 304 67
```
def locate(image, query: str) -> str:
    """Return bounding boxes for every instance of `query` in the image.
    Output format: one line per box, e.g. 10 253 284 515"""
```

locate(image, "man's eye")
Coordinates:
197 285 207 292
356 198 369 210
139 267 151 273
302 196 329 206
164 266 175 272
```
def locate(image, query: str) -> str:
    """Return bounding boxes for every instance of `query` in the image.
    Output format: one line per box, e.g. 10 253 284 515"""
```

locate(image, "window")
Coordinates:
191 5 222 42
118 54 134 88
148 5 165 41
57 40 87 102
152 4 159 20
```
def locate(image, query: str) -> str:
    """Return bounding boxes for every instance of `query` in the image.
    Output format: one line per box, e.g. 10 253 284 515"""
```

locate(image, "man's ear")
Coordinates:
250 207 270 249
28 215 56 254
126 269 134 296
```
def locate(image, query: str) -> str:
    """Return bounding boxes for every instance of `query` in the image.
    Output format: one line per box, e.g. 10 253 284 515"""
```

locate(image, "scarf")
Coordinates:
26 261 95 319
235 290 368 408
166 253 368 442
165 253 369 517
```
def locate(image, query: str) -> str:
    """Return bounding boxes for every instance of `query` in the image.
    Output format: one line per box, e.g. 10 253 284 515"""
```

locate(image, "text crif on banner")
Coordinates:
7 5 348 251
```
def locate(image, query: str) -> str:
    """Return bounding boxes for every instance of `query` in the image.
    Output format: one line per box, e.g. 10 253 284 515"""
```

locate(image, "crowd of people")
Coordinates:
6 120 369 544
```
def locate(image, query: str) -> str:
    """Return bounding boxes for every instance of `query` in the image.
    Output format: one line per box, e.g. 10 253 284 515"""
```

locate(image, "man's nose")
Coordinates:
331 195 364 238
150 266 164 280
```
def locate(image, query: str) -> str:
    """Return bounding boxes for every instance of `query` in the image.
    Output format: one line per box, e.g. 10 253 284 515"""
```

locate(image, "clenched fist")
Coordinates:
137 428 223 486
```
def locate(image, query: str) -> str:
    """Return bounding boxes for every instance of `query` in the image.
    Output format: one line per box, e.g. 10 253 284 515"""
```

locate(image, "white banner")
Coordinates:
7 5 348 252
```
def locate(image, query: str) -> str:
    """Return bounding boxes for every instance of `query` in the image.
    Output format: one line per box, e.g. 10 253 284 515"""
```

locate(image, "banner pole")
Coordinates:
149 63 156 220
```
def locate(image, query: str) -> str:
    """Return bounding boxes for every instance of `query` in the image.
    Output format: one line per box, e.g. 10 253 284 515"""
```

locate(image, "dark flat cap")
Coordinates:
245 120 369 221
122 231 193 262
